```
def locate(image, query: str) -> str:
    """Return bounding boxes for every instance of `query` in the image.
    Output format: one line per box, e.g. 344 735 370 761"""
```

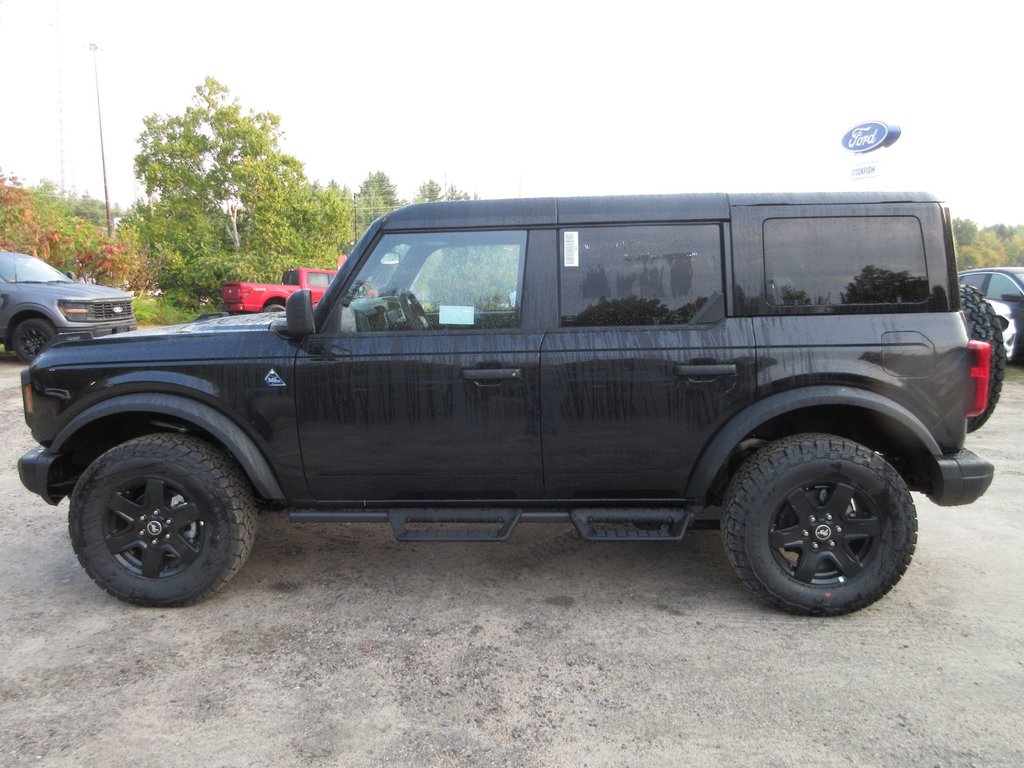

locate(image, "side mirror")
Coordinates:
283 289 315 337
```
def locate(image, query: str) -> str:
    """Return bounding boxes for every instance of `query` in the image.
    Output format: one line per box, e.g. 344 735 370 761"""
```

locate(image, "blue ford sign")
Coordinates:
842 121 901 153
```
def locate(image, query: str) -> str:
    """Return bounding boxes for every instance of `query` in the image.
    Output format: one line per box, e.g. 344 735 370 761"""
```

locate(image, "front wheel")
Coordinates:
721 434 917 616
69 434 257 606
11 317 56 363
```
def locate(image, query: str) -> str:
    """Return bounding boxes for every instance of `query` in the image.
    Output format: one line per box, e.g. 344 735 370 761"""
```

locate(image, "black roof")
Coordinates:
381 191 940 231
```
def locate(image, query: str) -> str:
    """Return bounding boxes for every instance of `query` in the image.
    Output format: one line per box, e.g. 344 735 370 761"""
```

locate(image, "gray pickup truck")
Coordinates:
1 251 136 362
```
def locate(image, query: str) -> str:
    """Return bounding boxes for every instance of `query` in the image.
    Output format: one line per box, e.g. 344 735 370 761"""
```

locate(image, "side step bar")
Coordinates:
388 509 520 542
569 509 690 541
290 507 708 541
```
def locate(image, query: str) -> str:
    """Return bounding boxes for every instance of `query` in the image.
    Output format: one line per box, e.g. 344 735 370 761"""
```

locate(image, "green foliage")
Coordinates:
126 78 353 303
414 179 473 203
954 218 1024 269
354 171 402 236
131 293 201 326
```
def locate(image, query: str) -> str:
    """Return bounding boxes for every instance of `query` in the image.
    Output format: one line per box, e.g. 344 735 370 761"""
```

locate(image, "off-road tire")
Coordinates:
69 434 257 606
961 284 1005 432
722 434 917 616
11 317 56 363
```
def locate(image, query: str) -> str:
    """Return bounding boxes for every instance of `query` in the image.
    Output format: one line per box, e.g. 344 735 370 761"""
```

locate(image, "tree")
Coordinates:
1 170 145 288
414 179 473 203
354 171 402 237
124 78 352 304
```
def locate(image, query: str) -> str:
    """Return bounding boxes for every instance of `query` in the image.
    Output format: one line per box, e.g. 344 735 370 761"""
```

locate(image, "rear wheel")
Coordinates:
722 434 917 616
262 300 286 313
69 434 257 606
961 284 1005 432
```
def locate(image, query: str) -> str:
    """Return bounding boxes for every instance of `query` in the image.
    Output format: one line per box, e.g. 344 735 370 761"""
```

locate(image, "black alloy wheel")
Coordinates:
722 433 917 616
69 434 257 606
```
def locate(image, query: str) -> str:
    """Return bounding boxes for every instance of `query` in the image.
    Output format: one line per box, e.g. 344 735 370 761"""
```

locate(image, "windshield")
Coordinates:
0 253 73 283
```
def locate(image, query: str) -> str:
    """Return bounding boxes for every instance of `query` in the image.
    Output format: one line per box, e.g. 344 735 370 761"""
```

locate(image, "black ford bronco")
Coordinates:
18 192 995 615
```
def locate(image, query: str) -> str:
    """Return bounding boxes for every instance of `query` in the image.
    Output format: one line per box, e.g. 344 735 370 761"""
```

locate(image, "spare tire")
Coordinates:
960 284 1005 432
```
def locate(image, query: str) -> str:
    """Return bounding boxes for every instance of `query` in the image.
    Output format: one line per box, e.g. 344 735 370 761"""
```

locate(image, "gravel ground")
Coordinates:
1 352 1022 767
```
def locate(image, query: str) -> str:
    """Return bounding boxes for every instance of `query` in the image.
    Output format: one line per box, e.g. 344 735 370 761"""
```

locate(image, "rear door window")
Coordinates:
558 225 723 326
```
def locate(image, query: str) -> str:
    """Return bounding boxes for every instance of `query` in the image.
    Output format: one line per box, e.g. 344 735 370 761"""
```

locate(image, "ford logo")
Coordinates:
113 306 124 314
841 121 901 154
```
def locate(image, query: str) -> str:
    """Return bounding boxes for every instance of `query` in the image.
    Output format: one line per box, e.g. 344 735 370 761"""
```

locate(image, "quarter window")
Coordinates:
764 216 929 307
559 225 723 326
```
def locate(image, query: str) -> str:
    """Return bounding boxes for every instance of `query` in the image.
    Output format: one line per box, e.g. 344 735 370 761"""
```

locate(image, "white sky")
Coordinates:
1 0 1021 225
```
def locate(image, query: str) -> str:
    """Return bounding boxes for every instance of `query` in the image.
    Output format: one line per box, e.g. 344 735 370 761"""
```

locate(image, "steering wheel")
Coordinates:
399 291 429 329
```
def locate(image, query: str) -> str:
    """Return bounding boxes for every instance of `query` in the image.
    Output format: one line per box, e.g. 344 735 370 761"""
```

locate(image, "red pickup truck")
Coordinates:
221 268 336 314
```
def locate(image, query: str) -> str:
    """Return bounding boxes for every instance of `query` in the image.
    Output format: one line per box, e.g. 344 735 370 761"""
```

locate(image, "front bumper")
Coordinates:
18 446 66 506
928 449 995 506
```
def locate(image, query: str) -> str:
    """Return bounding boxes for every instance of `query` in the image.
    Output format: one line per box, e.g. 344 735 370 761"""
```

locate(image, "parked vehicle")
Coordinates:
221 267 335 314
988 299 1017 355
959 267 1024 361
19 192 994 615
1 251 136 363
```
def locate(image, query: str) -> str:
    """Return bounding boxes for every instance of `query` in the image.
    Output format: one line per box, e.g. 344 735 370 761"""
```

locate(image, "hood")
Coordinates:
6 281 133 300
126 311 279 338
35 311 288 367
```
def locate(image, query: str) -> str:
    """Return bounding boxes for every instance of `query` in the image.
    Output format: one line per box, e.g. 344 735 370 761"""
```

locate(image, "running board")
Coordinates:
388 509 520 541
569 509 691 541
288 506 706 540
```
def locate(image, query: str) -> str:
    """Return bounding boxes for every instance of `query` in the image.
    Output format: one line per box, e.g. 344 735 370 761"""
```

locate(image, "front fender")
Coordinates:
51 392 285 501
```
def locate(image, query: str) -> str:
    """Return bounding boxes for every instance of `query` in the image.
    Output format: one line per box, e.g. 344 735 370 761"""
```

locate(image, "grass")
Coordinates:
131 294 203 327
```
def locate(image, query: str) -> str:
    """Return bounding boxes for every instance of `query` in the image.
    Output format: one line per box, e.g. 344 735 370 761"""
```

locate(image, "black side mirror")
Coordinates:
283 289 315 337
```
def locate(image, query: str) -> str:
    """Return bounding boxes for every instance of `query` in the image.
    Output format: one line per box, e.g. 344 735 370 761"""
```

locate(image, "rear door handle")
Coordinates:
461 368 523 383
673 363 737 378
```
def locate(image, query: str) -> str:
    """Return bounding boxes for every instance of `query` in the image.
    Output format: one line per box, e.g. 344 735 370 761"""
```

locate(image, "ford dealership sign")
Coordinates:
842 121 901 153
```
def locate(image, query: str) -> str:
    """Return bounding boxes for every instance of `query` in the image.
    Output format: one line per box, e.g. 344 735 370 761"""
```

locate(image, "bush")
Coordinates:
132 294 202 327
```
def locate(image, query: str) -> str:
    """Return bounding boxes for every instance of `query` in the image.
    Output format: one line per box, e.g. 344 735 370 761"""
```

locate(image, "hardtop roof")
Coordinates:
381 191 940 231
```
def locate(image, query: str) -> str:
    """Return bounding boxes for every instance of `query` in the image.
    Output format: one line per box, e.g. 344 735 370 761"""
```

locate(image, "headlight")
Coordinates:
58 300 91 319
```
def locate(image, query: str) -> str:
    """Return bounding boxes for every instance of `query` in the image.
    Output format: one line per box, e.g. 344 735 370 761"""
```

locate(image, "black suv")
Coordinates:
18 192 995 615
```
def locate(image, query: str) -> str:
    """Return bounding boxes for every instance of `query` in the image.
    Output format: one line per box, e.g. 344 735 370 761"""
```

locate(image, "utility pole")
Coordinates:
89 43 113 236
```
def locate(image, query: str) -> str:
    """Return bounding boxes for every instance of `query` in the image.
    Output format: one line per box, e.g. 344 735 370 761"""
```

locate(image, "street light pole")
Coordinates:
89 43 113 237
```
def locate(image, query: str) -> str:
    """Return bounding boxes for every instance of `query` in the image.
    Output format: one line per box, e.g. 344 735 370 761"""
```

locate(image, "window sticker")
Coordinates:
439 305 475 325
563 231 579 268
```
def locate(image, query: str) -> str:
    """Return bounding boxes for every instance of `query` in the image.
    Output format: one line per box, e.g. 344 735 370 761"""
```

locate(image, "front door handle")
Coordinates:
461 368 523 383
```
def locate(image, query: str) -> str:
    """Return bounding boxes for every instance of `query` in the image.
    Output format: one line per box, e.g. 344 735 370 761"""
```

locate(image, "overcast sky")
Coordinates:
2 0 1020 225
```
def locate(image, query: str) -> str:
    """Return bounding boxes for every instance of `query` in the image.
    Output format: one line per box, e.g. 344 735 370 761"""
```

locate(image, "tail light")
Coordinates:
965 340 991 418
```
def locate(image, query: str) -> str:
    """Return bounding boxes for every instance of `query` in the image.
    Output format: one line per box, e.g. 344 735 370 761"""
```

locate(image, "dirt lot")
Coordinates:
1 352 1022 767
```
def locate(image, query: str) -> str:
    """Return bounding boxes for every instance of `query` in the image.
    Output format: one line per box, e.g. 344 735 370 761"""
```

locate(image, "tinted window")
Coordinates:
559 225 723 326
986 273 1023 300
330 230 526 332
764 216 928 306
960 273 986 290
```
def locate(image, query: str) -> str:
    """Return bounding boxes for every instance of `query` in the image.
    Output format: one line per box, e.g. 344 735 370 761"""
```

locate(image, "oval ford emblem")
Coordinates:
841 121 901 154
113 305 123 314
